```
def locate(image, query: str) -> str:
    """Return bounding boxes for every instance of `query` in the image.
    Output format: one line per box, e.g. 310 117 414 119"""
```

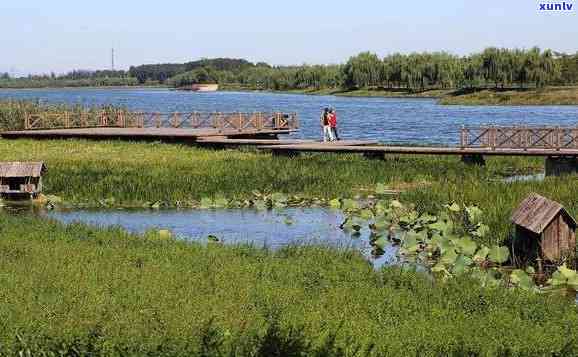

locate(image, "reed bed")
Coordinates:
0 214 577 356
0 100 126 131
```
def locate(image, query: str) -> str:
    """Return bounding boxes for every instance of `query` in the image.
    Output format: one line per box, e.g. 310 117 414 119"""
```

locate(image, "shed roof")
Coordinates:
0 162 47 178
511 193 577 234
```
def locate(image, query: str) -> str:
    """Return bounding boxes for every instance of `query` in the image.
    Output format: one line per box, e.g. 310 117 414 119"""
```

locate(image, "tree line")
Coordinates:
162 48 578 91
2 47 577 90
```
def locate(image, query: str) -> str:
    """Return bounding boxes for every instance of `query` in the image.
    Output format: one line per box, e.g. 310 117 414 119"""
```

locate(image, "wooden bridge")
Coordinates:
5 110 299 140
460 126 578 150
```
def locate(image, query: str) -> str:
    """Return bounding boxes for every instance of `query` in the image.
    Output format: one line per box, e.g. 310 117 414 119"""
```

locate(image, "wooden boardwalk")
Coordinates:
4 120 578 176
0 127 294 141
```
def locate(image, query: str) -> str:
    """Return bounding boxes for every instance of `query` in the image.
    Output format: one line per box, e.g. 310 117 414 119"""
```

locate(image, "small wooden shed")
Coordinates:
0 162 47 198
511 193 577 265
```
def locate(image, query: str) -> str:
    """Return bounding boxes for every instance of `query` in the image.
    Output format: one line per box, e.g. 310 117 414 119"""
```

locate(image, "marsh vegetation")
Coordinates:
1 213 578 355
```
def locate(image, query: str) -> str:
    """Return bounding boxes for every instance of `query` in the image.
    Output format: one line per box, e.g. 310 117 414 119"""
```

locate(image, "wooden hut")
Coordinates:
511 193 576 266
0 162 47 198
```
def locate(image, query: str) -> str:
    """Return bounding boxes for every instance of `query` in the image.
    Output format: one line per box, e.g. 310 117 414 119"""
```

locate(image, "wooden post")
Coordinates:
155 113 161 128
257 113 263 131
490 127 496 150
24 112 29 130
461 154 486 166
238 113 243 132
545 156 578 176
363 152 385 160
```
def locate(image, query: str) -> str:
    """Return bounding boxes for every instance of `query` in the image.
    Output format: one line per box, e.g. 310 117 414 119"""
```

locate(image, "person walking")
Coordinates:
328 108 340 141
320 107 334 142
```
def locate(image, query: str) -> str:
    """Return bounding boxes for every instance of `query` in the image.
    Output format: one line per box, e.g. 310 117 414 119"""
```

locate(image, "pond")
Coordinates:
2 205 399 269
1 88 577 144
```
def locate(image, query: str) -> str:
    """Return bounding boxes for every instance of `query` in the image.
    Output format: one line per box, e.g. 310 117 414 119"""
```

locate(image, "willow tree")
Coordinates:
342 52 383 89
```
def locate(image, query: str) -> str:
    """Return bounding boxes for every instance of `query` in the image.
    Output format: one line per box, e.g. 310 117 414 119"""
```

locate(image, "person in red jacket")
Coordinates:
328 108 340 141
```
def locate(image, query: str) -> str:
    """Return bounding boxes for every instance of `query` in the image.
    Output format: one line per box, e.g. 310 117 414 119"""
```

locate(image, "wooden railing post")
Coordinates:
490 127 496 150
257 112 263 131
24 112 29 130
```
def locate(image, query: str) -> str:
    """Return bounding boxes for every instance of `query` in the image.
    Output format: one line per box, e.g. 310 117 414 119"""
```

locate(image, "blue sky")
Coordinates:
1 0 576 75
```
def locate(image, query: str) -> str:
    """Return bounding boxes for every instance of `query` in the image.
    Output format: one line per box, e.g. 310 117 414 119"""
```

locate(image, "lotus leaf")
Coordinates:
360 209 374 220
559 264 577 280
488 246 509 264
453 255 474 274
441 249 458 265
473 246 490 262
329 198 341 208
342 199 359 210
510 269 536 290
456 237 477 256
548 271 567 286
373 236 389 250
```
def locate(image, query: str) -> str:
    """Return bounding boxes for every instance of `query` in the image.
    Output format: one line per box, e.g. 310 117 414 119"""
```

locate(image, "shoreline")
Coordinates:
221 85 578 105
1 84 577 105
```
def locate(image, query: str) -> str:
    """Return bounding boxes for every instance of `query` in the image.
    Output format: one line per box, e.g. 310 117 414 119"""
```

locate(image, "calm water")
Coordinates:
1 88 577 144
35 207 398 269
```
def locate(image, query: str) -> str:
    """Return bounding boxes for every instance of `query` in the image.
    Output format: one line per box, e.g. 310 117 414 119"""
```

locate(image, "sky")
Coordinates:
1 0 577 75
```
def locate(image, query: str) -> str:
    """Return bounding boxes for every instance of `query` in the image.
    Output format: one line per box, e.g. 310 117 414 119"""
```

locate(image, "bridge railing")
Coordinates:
460 126 578 150
24 111 299 132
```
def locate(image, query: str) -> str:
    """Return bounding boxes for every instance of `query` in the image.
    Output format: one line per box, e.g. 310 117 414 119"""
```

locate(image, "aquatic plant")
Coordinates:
340 193 578 296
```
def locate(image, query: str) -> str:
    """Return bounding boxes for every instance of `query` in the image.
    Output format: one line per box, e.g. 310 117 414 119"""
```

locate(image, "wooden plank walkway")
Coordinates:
259 144 578 157
195 138 378 146
195 138 316 146
0 127 294 140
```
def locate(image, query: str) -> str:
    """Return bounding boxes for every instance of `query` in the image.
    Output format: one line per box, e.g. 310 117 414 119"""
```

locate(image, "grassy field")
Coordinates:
2 138 578 246
1 213 577 356
439 86 578 105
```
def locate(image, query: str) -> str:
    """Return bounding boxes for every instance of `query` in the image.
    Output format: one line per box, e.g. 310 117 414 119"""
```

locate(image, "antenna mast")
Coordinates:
111 48 115 71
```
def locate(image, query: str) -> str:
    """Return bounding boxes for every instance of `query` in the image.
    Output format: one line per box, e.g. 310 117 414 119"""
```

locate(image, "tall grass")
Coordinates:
0 214 577 355
1 138 566 245
0 100 127 131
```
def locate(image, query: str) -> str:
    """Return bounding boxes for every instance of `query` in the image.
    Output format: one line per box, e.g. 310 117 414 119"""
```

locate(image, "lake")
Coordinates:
1 87 577 144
